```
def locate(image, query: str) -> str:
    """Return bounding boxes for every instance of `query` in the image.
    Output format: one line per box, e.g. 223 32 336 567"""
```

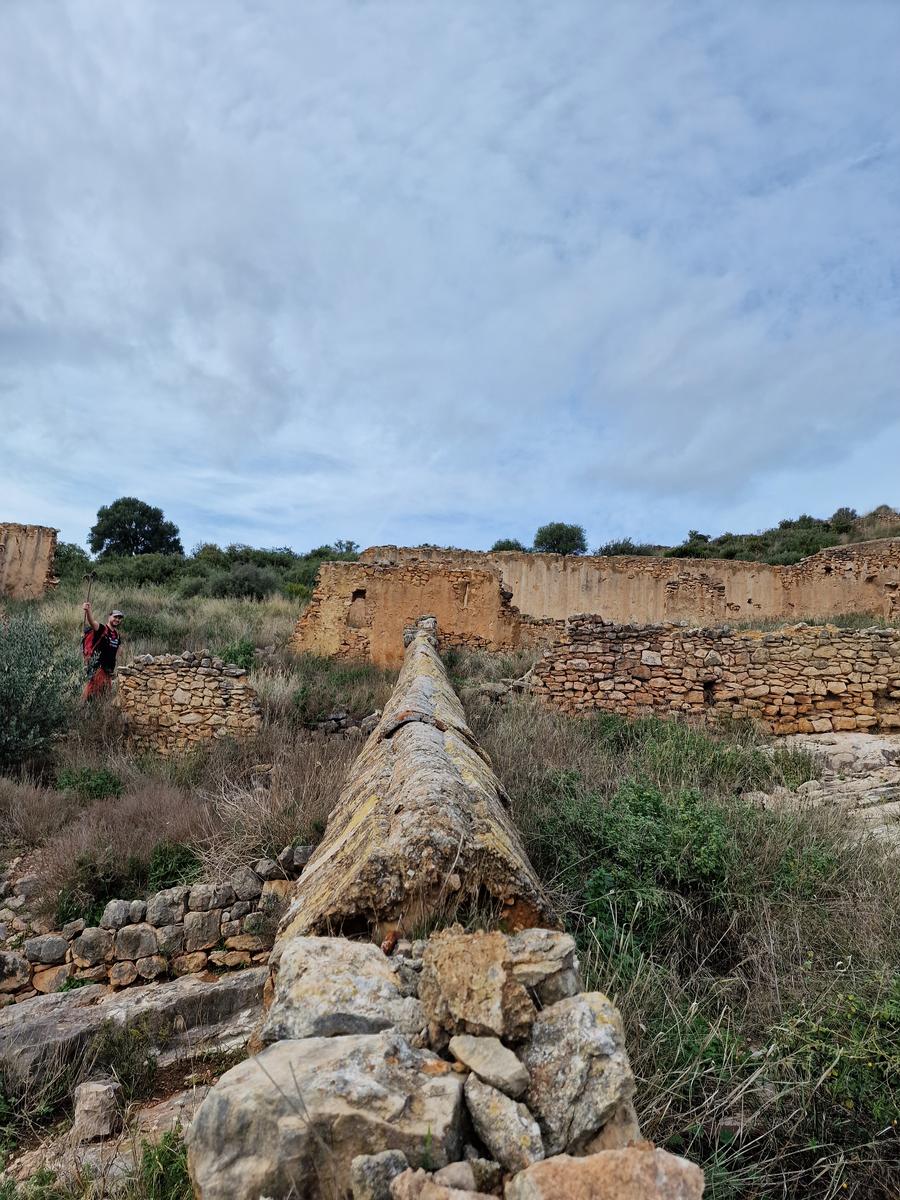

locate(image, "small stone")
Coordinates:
252 858 281 881
432 1162 476 1190
136 954 167 979
156 924 185 956
32 963 73 993
71 927 114 968
503 1146 705 1200
351 1149 410 1199
146 889 185 927
114 924 158 962
463 1074 543 1174
184 910 220 953
449 1035 529 1098
62 919 86 940
72 1080 122 1142
24 934 68 965
109 961 138 988
172 952 208 975
100 900 130 930
128 900 146 923
230 866 263 901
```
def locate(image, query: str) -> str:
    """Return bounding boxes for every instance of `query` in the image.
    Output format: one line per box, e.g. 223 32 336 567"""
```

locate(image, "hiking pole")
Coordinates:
81 570 97 635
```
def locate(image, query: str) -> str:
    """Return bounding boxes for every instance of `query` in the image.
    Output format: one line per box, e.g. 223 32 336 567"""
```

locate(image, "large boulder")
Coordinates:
186 1032 466 1200
503 1146 705 1199
521 993 634 1155
262 937 424 1042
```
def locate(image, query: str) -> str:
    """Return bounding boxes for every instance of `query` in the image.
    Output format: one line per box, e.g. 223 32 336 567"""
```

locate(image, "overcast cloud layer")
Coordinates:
2 0 898 553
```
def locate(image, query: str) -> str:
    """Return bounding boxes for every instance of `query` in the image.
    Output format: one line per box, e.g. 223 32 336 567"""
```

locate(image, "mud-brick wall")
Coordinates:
0 524 57 600
116 652 261 754
291 561 526 668
531 617 900 736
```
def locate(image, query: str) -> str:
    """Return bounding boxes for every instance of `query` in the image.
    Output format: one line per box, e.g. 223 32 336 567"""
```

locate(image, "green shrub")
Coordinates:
56 766 123 800
130 1130 192 1199
88 1020 158 1102
202 564 279 600
147 840 201 891
220 638 255 672
0 611 77 771
55 840 200 926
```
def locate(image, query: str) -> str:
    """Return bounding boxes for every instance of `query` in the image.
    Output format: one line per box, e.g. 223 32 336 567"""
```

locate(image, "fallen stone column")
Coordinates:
277 616 556 943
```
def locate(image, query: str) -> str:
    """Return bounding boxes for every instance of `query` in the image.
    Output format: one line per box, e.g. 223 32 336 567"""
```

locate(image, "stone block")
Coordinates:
184 909 221 953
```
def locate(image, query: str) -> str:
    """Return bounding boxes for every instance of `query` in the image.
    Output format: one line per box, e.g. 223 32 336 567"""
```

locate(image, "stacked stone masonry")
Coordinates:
531 617 900 736
296 540 900 666
0 523 58 600
0 850 311 1001
116 651 261 755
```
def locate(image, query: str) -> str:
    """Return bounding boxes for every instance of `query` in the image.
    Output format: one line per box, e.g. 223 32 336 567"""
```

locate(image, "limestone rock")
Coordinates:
33 963 73 993
582 1099 642 1152
419 929 535 1041
0 953 31 991
114 924 158 961
262 937 425 1043
449 1035 528 1098
184 910 220 952
505 928 581 1005
72 927 114 968
503 1146 705 1199
463 1073 543 1174
521 993 634 1156
24 934 67 965
100 900 130 930
146 888 186 927
109 962 138 988
229 865 263 901
186 1032 465 1200
351 1149 410 1199
72 1080 122 1142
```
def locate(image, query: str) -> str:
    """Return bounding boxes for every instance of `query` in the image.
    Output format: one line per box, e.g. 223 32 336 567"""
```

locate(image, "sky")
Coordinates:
1 0 899 555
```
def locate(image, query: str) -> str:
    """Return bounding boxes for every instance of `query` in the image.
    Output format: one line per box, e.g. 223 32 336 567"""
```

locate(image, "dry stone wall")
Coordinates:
116 651 261 755
0 851 311 1001
532 617 900 736
0 523 57 600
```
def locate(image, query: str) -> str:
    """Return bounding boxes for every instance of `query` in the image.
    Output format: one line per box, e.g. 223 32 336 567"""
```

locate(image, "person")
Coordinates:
81 603 125 699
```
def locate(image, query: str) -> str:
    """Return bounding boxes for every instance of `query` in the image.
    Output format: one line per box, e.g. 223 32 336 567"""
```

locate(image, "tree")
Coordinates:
89 498 183 559
0 611 77 770
53 542 91 582
533 522 588 556
491 538 527 552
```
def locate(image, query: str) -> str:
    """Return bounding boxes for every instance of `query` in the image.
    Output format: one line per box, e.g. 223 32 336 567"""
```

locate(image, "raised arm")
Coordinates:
82 601 100 633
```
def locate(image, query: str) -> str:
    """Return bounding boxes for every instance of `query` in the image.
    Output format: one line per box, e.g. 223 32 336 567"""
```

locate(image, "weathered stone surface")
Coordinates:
24 934 67 965
463 1074 543 1174
503 1146 705 1199
351 1149 410 1199
0 953 30 992
262 937 425 1043
109 962 139 988
72 1080 122 1142
71 927 114 968
114 924 158 962
184 910 220 953
583 1099 642 1152
229 866 263 901
521 993 634 1156
100 900 130 930
0 969 267 1097
189 883 236 912
186 1032 465 1200
155 923 184 956
276 621 555 942
449 1035 528 1098
136 955 167 980
146 888 186 927
32 963 73 993
419 929 536 1041
172 952 208 975
506 928 581 1005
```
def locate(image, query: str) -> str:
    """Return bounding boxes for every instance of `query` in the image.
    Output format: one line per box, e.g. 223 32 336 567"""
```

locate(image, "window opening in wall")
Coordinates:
703 681 716 706
348 588 368 629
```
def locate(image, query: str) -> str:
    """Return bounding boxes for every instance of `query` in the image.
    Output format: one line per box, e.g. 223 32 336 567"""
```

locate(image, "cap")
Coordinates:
109 610 125 618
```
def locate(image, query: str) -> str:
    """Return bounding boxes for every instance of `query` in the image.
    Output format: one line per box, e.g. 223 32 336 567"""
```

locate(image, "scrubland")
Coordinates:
0 596 897 1199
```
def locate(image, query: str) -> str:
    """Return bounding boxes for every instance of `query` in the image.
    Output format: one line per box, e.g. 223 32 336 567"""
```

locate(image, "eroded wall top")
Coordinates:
0 524 58 600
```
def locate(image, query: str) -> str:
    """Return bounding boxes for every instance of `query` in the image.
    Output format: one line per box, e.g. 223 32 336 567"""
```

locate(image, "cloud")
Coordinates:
1 0 898 552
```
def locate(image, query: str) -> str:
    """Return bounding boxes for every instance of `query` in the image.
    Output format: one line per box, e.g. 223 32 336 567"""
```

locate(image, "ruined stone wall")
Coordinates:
531 617 900 735
116 651 261 755
0 524 57 600
361 540 900 625
291 560 525 668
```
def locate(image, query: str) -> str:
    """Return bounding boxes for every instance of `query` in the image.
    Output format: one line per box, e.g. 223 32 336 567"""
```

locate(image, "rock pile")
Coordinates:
186 929 702 1198
532 617 900 735
115 650 261 754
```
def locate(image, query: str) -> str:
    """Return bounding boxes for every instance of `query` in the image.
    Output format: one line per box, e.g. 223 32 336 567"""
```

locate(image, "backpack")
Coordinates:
82 626 107 679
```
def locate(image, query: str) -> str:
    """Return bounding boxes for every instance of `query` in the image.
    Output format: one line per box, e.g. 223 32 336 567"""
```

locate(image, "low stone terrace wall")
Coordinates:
0 848 311 1002
116 651 261 755
531 617 900 735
